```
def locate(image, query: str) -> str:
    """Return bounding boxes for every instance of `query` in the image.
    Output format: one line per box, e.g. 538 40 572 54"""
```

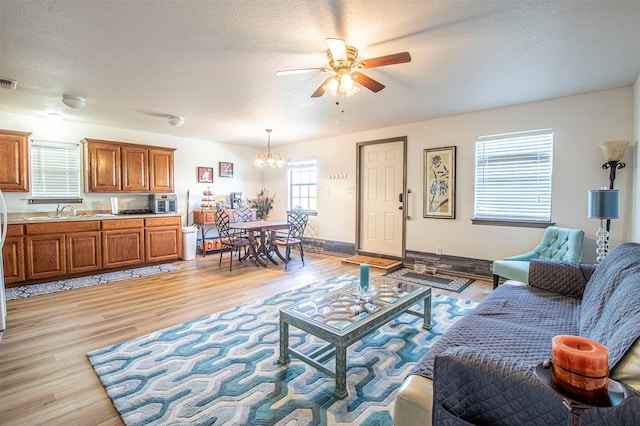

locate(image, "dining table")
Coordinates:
228 220 289 266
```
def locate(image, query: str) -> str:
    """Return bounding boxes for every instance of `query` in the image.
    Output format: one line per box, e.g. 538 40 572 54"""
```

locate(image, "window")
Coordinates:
31 140 82 200
474 129 553 224
288 159 317 212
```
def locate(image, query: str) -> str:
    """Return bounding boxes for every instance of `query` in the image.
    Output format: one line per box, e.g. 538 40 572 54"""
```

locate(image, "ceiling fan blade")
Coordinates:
276 67 324 76
359 52 411 69
327 38 347 61
351 72 385 93
311 76 334 98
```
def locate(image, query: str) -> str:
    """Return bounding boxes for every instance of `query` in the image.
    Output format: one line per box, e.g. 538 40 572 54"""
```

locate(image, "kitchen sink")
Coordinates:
23 216 73 221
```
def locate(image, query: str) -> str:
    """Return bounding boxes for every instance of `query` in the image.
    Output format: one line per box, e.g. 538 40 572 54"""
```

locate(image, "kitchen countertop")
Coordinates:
7 212 180 225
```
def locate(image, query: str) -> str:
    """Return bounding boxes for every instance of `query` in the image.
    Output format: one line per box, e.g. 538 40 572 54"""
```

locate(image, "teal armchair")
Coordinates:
492 226 585 288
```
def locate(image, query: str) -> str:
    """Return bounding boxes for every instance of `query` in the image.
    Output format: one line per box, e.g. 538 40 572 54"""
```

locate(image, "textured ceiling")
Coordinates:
1 0 639 147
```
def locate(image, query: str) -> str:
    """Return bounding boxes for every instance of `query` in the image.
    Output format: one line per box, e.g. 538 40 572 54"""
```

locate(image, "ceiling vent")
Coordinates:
0 79 17 90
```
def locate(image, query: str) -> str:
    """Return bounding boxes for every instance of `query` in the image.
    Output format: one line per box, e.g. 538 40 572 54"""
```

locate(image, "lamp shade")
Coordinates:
588 189 619 219
599 140 629 162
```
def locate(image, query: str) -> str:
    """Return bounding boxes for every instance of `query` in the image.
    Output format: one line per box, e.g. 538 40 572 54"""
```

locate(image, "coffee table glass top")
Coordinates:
284 277 428 333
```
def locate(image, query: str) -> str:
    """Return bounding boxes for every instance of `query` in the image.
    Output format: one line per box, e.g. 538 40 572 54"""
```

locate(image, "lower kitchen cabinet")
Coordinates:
2 224 26 285
67 231 102 274
9 215 181 286
25 233 66 281
102 219 145 269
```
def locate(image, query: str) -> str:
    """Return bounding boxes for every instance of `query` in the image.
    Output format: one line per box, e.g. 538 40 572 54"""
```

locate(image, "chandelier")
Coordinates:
255 129 284 168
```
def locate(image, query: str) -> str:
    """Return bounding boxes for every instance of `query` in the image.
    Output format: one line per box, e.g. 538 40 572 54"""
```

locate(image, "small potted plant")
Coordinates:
248 189 276 220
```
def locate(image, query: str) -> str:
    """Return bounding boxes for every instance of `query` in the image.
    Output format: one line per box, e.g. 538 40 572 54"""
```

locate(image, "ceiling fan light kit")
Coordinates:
62 95 86 109
255 129 284 168
277 38 411 99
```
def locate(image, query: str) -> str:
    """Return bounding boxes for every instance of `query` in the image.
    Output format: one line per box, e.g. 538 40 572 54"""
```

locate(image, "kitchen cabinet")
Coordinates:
84 140 121 192
2 224 26 285
102 219 145 269
0 129 31 192
83 139 175 193
148 148 174 192
25 221 102 281
121 144 148 192
67 230 102 274
145 216 181 262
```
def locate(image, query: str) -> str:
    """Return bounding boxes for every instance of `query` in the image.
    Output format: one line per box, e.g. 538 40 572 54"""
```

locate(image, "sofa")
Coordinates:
394 242 640 426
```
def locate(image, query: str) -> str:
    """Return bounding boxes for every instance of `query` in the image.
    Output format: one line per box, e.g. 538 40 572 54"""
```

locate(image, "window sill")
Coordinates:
471 219 554 228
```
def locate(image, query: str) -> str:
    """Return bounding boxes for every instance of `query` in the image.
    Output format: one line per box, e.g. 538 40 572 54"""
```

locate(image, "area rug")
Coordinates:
87 274 477 425
383 268 474 293
6 264 181 300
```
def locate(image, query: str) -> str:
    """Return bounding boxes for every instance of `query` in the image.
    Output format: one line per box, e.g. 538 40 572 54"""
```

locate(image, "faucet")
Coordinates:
56 204 76 217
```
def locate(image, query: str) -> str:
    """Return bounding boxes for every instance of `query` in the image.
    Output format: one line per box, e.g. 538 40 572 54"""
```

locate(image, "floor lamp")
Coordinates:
588 189 619 263
599 140 629 233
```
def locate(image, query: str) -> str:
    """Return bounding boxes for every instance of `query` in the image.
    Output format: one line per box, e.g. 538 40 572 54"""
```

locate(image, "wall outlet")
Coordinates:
436 247 443 255
91 201 101 209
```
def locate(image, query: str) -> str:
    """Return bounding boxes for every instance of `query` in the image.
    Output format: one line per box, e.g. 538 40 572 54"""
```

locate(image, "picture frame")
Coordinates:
424 146 456 219
197 166 213 183
219 161 233 178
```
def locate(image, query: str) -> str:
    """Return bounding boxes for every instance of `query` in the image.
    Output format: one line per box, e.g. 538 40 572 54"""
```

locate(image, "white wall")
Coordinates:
0 111 263 226
2 86 635 264
269 87 635 264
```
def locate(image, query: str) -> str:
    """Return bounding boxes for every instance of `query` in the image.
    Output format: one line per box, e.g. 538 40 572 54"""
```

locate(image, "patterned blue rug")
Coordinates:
6 264 181 300
87 274 477 425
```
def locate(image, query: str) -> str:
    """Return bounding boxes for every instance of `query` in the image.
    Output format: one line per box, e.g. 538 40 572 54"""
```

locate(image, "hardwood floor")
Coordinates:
0 252 492 425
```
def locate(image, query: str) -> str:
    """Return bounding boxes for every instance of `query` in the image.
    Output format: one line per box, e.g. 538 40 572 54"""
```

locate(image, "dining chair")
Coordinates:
270 207 308 270
215 209 254 271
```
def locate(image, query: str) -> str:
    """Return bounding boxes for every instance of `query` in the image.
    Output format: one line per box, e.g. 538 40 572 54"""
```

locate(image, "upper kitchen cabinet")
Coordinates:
0 129 31 192
83 139 175 193
148 147 174 193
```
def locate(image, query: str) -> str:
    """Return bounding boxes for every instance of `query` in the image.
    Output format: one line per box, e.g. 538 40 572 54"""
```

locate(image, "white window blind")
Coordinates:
474 129 553 222
288 159 317 212
31 140 82 199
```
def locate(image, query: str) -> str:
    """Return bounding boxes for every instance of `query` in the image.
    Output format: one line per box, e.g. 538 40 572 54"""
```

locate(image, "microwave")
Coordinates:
150 193 177 214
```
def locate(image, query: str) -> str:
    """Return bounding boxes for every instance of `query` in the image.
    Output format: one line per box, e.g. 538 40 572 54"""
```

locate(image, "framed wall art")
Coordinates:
197 166 213 183
424 146 456 219
219 161 234 178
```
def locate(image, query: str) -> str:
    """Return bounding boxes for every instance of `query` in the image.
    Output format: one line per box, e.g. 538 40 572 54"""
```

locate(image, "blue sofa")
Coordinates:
394 242 640 426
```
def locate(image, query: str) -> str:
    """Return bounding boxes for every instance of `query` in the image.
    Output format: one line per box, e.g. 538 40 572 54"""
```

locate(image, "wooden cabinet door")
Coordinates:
67 231 102 274
148 148 175 192
102 228 145 269
84 140 121 192
145 226 181 262
25 234 66 280
3 224 25 285
0 129 31 192
122 145 149 192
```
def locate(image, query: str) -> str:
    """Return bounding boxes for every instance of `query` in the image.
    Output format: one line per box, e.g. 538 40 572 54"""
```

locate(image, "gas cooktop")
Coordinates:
118 209 154 215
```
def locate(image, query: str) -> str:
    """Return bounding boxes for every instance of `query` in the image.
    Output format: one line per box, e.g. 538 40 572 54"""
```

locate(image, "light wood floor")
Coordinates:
0 251 492 426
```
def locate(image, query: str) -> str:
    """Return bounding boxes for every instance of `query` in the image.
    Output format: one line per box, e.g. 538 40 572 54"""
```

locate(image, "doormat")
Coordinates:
341 255 403 271
384 268 474 293
6 264 181 301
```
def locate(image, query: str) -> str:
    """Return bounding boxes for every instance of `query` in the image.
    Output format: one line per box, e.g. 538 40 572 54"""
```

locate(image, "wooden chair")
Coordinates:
215 209 254 271
270 207 308 270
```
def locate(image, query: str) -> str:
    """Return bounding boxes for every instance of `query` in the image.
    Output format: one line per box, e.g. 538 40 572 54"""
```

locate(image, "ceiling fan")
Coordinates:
276 38 411 98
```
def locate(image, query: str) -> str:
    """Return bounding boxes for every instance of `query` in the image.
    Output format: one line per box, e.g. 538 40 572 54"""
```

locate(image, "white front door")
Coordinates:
358 138 406 257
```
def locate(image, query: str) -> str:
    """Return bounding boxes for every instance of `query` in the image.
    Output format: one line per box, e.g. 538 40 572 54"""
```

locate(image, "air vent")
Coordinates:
0 79 17 90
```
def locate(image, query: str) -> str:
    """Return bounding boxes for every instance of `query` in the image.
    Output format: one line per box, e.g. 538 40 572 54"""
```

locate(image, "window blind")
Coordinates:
31 140 82 198
474 129 553 222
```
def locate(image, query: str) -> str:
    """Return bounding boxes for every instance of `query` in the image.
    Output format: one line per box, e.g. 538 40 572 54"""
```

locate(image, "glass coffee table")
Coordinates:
278 276 431 399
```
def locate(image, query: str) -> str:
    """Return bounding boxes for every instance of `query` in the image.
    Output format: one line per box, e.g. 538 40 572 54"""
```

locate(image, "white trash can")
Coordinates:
181 226 198 260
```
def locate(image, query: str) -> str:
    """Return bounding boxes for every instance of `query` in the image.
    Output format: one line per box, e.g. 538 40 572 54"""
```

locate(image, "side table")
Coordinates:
536 361 632 426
